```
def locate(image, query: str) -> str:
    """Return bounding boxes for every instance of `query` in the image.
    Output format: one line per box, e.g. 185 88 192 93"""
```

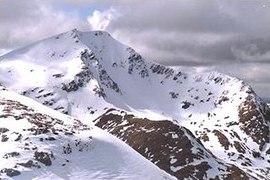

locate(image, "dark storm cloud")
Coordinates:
87 0 270 100
95 0 270 65
111 0 270 35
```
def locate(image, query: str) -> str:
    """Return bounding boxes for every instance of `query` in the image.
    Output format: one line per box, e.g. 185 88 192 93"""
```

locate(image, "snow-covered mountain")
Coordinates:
0 29 270 179
0 85 174 179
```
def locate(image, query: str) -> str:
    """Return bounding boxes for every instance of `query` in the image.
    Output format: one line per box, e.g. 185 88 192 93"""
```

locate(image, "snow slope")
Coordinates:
0 29 270 179
0 86 175 180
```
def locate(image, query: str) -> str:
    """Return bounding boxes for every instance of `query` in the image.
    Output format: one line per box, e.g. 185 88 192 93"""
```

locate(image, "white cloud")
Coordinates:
0 0 90 49
88 8 118 30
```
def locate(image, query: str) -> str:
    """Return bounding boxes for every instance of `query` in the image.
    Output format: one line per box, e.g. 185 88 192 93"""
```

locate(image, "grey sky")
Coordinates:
0 0 269 100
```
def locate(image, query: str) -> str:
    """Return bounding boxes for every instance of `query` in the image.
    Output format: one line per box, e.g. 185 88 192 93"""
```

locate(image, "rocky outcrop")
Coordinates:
0 98 93 178
238 93 270 151
94 109 254 179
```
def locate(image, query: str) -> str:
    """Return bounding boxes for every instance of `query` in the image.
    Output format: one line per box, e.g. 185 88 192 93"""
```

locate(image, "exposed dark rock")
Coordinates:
63 144 72 154
169 92 179 99
182 101 192 109
200 133 209 142
94 110 251 179
93 86 106 98
127 49 149 78
176 162 211 180
224 166 250 180
34 151 52 166
217 96 229 105
0 168 21 177
238 94 270 151
98 68 121 94
252 151 261 158
213 130 230 150
45 137 56 141
61 52 93 93
233 141 246 154
53 74 64 78
17 160 40 168
266 148 270 154
3 152 20 159
0 127 9 134
213 77 222 84
1 134 8 142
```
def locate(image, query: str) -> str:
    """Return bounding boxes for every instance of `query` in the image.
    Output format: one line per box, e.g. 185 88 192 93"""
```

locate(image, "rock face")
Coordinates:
0 29 270 179
94 109 254 180
238 94 270 151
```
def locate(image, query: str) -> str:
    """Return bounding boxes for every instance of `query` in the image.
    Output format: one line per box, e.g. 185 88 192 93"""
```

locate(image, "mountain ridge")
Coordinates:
0 85 175 179
0 29 270 179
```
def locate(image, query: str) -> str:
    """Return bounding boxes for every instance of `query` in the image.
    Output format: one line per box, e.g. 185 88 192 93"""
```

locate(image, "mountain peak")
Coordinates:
0 30 269 179
0 29 115 60
68 28 111 36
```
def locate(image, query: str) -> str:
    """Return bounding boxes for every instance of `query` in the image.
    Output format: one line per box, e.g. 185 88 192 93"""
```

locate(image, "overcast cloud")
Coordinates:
87 0 270 100
87 0 270 63
0 0 269 100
